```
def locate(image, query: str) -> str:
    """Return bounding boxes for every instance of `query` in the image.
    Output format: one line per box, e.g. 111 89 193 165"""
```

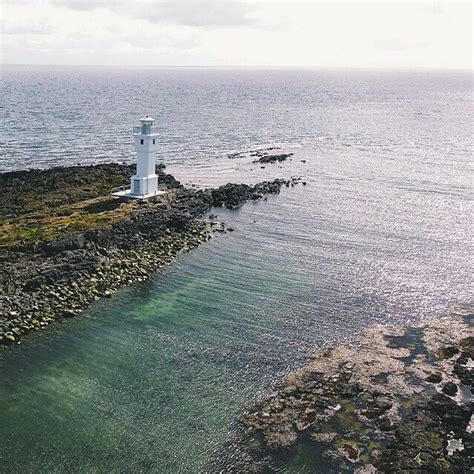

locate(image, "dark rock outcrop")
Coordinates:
253 153 293 164
208 180 285 209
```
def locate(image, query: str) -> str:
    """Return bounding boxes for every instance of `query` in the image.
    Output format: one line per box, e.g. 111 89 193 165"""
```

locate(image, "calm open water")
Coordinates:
0 67 472 472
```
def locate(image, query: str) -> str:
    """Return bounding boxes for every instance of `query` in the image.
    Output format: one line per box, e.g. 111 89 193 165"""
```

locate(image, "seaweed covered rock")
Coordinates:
217 311 473 472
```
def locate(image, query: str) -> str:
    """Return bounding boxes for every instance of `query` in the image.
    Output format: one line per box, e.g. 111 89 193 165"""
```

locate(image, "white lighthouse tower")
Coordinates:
130 115 160 198
113 115 165 199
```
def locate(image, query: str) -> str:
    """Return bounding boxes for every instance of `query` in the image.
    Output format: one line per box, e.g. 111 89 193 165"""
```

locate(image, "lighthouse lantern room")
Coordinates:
112 115 166 199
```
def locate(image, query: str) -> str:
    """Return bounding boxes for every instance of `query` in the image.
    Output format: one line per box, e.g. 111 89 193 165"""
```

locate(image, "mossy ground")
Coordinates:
0 196 138 248
1 164 146 249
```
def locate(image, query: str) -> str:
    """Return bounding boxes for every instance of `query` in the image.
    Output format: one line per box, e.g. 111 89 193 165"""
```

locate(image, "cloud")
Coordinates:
0 1 472 68
138 3 256 27
124 29 199 50
1 16 52 35
54 0 108 10
374 38 427 53
56 1 257 27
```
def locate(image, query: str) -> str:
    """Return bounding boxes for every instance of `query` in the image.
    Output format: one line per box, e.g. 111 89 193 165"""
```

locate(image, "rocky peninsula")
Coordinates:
218 308 473 472
0 163 301 348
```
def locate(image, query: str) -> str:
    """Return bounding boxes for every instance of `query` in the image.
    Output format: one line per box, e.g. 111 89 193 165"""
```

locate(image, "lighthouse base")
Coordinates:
112 173 166 200
111 187 167 200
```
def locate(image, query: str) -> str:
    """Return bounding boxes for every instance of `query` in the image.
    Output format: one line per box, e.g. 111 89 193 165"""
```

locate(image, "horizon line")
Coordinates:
2 63 472 72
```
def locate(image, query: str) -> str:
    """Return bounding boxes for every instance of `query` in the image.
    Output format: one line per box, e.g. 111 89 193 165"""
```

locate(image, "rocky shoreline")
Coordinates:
0 163 302 348
217 309 473 472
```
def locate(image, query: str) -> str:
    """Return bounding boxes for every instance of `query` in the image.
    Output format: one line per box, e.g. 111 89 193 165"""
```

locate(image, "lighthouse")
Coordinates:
112 115 165 199
130 115 159 197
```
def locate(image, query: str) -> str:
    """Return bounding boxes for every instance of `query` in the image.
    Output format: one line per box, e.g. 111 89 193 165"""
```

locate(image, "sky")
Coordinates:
0 1 472 69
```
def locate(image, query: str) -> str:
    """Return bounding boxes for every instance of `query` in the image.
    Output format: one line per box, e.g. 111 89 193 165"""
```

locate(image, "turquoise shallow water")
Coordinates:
1 68 472 471
0 198 322 472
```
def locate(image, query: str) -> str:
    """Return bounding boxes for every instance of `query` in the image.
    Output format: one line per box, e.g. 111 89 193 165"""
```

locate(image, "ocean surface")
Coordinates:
0 66 472 472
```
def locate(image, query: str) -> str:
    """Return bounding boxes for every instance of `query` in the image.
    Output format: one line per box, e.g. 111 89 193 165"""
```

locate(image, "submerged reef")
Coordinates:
224 146 293 164
0 163 302 347
218 309 473 472
253 153 294 164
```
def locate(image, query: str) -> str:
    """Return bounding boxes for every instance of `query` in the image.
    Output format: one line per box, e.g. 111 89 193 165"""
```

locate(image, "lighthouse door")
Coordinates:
133 179 140 194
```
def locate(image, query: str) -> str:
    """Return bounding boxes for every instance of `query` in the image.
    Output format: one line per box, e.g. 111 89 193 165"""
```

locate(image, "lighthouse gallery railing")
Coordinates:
132 126 158 135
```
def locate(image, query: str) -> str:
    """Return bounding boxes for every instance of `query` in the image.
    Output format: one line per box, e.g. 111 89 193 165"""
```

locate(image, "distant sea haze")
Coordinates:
0 66 472 471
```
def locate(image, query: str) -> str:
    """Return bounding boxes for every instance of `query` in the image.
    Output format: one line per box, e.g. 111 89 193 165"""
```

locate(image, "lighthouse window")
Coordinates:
140 139 144 145
153 139 155 144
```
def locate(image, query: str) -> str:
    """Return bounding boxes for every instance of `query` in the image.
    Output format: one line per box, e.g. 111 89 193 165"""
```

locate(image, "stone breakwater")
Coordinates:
218 309 473 472
0 163 302 348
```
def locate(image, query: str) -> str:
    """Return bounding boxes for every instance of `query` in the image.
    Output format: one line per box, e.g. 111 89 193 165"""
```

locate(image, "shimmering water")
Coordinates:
0 67 472 472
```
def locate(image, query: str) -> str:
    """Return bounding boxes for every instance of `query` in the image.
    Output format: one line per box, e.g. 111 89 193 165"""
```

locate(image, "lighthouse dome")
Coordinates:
140 115 154 124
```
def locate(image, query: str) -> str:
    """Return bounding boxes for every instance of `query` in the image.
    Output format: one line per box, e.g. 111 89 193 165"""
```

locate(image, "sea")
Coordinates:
0 66 472 472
